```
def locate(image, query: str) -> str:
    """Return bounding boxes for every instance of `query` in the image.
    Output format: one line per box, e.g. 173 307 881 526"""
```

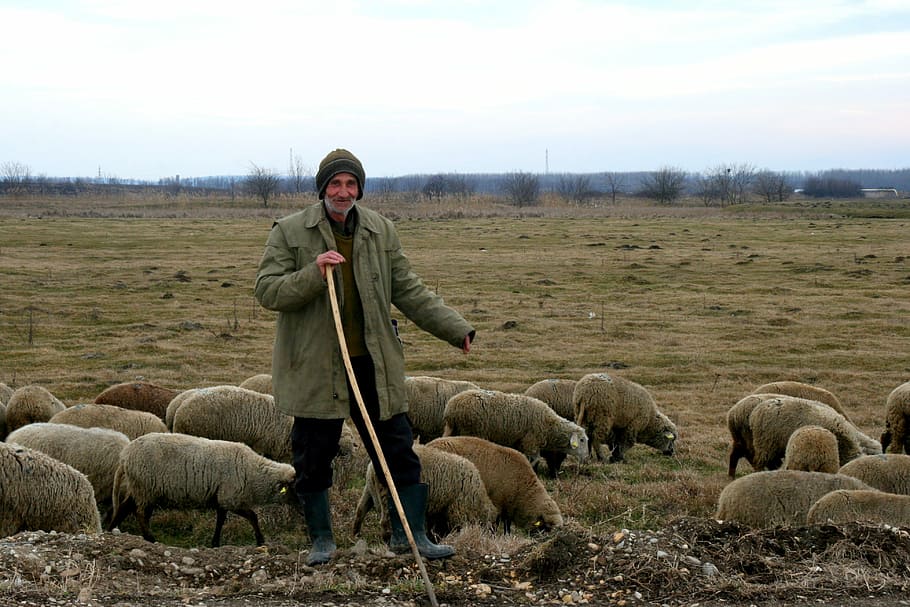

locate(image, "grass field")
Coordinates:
1 194 909 548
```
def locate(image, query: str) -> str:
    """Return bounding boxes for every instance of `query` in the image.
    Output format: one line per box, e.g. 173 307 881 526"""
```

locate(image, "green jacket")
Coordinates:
254 202 474 420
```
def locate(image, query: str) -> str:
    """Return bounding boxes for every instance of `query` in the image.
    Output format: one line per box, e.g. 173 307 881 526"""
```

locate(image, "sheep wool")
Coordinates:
5 423 130 524
94 381 180 421
0 382 12 407
238 373 273 395
573 372 677 463
4 384 67 434
108 432 295 547
524 378 577 421
726 393 779 477
881 381 910 454
715 469 874 528
783 425 840 473
751 380 850 421
171 385 293 462
748 396 879 472
442 389 589 465
50 403 167 440
0 441 101 537
404 375 480 443
164 388 205 431
807 490 910 527
427 436 564 533
838 453 910 495
352 443 497 540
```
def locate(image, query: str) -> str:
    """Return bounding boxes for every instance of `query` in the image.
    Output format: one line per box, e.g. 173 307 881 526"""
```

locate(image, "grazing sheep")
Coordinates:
238 373 273 395
573 373 677 463
50 403 167 439
0 382 12 406
881 381 910 454
171 385 292 462
751 380 850 421
749 396 880 472
352 443 497 540
426 436 563 533
405 375 480 443
838 453 910 495
442 389 588 470
524 378 579 478
94 381 180 421
783 425 840 473
5 422 130 525
807 490 910 527
108 432 295 547
726 393 779 477
4 384 67 433
715 469 874 528
164 388 205 431
0 441 101 537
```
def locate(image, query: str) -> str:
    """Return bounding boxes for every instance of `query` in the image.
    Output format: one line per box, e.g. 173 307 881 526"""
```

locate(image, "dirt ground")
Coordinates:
2 517 910 607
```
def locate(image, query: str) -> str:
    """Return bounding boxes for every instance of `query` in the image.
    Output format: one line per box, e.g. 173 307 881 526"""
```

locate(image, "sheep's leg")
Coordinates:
212 508 228 547
232 508 264 546
136 505 156 543
728 441 746 477
107 496 136 532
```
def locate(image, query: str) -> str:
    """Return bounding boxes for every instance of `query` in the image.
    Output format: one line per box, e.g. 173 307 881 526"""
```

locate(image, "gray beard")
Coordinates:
324 197 354 218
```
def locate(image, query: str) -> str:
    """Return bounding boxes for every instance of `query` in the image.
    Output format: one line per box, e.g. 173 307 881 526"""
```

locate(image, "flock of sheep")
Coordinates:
1 374 909 551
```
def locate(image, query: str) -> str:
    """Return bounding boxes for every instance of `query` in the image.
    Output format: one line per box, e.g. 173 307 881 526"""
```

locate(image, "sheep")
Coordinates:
164 387 205 431
441 389 589 472
523 378 579 478
751 380 850 421
4 384 67 433
352 443 497 541
881 381 910 454
748 396 880 472
0 441 101 537
572 372 677 463
783 425 840 473
94 380 180 421
726 393 779 477
0 381 12 406
404 375 480 443
838 453 910 495
807 490 910 527
5 422 130 526
171 385 293 462
50 403 167 439
238 373 273 395
715 469 874 528
107 432 295 547
426 435 563 533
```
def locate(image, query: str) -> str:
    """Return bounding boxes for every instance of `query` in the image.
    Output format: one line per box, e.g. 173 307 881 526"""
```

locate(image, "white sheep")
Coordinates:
523 378 579 478
94 380 180 421
572 372 677 463
838 453 910 495
352 443 497 541
4 384 66 433
107 432 295 547
881 381 910 454
0 441 101 537
426 435 564 533
807 489 910 527
442 389 588 469
783 425 840 473
171 385 292 462
164 387 205 430
238 373 273 395
726 393 777 477
50 403 168 439
748 396 880 472
405 375 480 442
715 469 874 528
5 422 130 526
751 380 850 421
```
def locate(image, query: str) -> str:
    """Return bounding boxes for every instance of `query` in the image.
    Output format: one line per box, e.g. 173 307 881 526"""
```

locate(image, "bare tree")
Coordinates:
604 172 626 204
288 151 311 195
1 161 32 195
422 174 448 200
639 166 687 204
556 174 592 205
753 170 792 203
705 163 755 206
246 163 281 207
502 171 540 207
693 173 719 207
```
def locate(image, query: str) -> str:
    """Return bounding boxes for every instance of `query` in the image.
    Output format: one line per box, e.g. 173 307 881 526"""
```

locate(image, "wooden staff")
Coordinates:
324 265 439 607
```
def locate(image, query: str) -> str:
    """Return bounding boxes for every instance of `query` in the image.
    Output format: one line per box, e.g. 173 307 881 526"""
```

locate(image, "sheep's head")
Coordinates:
565 423 589 461
642 412 677 456
880 423 892 452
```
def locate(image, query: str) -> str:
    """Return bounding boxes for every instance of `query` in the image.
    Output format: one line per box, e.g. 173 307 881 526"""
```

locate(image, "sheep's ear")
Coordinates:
665 433 675 440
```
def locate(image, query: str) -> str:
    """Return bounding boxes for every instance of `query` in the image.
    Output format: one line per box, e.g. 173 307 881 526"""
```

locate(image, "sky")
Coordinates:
1 0 909 181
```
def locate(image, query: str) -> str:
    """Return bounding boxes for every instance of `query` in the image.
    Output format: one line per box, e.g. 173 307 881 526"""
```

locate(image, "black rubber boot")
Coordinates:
388 483 455 560
300 490 336 565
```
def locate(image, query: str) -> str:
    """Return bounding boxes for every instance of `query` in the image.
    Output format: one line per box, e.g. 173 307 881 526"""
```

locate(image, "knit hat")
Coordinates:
315 148 365 200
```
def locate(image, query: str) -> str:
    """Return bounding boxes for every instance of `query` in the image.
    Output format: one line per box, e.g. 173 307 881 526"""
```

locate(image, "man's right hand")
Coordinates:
316 251 346 279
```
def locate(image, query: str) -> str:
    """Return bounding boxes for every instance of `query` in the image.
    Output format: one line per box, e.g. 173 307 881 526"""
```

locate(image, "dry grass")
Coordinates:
1 194 909 549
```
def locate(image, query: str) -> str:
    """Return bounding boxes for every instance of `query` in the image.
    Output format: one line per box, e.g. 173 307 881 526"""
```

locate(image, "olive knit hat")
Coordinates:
315 148 365 200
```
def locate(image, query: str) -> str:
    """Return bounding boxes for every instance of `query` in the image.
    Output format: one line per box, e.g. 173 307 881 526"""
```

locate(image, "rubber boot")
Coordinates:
388 483 455 560
300 490 336 565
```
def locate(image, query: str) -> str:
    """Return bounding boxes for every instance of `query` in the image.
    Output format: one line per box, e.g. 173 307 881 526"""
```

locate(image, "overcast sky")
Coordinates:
2 0 909 181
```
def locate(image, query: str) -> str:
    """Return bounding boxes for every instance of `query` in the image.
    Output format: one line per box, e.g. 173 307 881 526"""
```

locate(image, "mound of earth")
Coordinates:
2 516 909 606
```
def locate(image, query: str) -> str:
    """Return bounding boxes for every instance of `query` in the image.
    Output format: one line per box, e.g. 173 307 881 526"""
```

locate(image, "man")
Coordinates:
254 149 475 565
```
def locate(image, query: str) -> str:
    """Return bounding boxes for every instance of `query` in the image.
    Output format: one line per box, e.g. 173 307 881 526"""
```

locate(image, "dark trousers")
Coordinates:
291 354 421 495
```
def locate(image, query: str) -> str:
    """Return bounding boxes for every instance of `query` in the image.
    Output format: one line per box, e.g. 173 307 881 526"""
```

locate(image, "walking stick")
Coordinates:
324 265 440 607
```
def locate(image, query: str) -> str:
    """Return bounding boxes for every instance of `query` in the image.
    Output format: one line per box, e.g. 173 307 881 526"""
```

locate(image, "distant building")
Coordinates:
861 188 899 198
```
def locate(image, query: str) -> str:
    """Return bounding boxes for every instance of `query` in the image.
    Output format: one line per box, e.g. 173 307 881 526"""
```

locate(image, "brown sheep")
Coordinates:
94 381 180 421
